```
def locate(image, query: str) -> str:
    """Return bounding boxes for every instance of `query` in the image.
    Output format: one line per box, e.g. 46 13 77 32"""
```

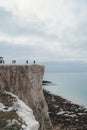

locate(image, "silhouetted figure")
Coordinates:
26 60 28 64
33 60 36 64
12 60 16 64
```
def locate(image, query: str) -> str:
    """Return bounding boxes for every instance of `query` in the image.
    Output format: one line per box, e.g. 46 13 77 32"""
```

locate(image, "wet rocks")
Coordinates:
43 89 87 130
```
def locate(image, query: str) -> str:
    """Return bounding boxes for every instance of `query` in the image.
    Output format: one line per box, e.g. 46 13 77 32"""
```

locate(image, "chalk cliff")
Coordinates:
0 64 53 130
0 91 39 130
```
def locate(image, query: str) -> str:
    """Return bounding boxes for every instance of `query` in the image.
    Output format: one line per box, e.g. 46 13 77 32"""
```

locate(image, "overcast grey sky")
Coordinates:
0 0 87 65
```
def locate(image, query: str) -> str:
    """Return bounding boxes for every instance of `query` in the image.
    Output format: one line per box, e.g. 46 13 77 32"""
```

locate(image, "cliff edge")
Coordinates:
0 64 53 130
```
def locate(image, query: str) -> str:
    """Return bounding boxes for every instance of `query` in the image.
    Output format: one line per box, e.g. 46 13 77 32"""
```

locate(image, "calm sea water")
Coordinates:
43 72 87 108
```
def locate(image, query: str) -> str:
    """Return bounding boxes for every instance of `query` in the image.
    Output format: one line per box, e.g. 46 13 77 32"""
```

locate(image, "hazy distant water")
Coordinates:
43 72 87 108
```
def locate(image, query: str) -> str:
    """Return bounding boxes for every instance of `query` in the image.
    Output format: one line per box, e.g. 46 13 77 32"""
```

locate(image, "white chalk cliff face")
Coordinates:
0 65 53 130
0 91 39 130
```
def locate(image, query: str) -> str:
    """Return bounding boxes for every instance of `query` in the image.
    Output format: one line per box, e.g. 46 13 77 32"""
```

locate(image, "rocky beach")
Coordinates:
43 89 87 130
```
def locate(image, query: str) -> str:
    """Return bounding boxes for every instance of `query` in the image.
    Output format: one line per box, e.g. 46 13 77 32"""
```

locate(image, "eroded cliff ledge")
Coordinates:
0 64 53 130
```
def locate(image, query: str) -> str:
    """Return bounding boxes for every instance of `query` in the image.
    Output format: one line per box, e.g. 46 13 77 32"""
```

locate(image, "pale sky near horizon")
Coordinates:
0 0 87 63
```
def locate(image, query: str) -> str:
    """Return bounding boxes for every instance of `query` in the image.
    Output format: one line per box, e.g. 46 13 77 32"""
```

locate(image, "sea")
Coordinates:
43 72 87 108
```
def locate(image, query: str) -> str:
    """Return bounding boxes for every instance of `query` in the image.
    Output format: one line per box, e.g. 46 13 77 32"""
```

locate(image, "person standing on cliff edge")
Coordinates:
26 60 28 64
33 60 36 64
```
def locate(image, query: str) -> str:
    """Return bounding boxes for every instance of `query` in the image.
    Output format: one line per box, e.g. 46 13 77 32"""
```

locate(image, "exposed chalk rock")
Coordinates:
0 91 39 130
0 64 53 130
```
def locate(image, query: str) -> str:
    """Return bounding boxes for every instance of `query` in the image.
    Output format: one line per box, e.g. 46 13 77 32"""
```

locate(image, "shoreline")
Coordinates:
43 89 87 130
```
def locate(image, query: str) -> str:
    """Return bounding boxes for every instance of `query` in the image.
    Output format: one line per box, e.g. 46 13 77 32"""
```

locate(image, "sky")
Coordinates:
0 0 87 71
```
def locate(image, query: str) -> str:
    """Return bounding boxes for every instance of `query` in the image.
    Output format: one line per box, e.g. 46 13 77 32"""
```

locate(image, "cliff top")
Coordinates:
0 64 44 66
